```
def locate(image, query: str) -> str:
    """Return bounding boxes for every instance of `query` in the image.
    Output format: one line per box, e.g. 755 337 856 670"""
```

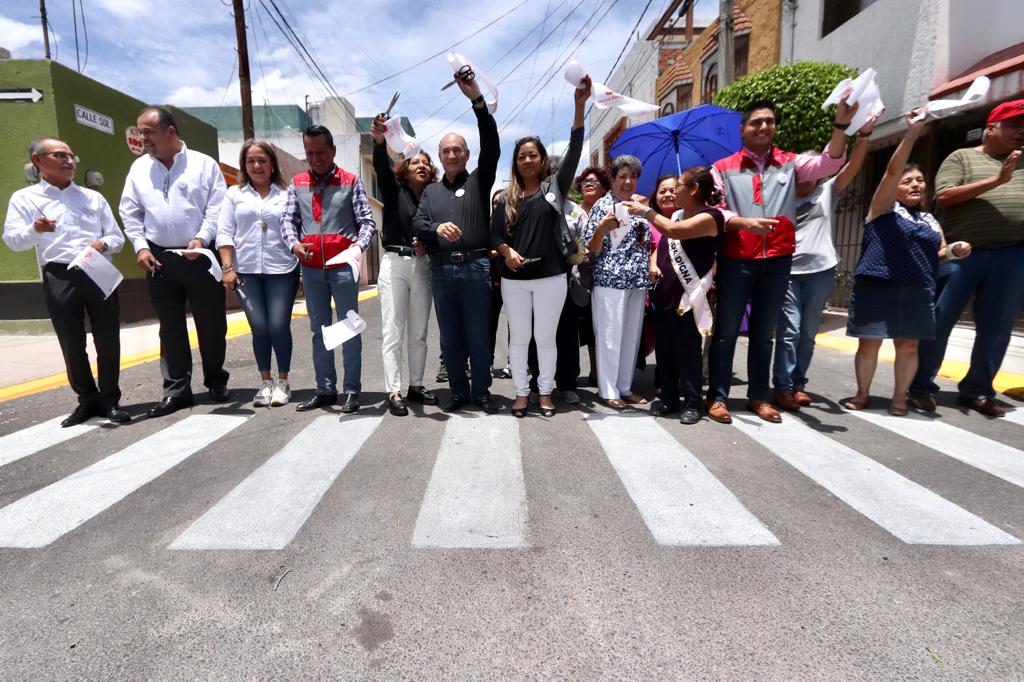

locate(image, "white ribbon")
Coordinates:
325 244 362 282
565 59 658 119
322 309 367 350
167 247 222 282
822 67 885 135
383 115 421 158
666 238 714 336
914 76 991 122
69 245 123 299
447 52 498 114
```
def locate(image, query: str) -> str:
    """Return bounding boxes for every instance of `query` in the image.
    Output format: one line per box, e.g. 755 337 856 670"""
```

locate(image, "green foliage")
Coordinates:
714 62 858 153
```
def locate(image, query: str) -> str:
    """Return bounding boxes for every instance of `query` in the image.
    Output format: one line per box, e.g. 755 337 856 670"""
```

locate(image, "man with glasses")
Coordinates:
3 137 129 426
413 71 500 413
119 107 229 418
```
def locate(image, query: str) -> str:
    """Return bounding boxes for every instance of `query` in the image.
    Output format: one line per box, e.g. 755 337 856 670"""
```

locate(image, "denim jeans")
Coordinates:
431 258 493 400
708 254 792 402
302 265 361 395
239 270 300 374
911 244 1024 399
772 266 836 391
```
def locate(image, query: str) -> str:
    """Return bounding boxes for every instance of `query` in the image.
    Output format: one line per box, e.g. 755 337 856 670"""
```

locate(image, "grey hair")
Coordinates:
27 137 56 169
611 154 642 178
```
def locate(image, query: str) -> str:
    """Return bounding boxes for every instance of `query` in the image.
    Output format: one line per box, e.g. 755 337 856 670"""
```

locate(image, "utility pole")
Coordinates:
39 0 51 59
718 0 735 89
232 0 255 141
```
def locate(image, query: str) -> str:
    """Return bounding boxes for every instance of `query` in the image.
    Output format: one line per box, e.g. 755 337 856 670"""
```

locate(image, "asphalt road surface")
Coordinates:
1 296 1022 680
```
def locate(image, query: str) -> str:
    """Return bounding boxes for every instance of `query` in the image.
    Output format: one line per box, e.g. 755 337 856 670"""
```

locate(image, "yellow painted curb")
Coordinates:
0 288 379 403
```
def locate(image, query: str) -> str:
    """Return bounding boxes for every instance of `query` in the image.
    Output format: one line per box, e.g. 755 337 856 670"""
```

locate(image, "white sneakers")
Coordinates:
254 379 291 407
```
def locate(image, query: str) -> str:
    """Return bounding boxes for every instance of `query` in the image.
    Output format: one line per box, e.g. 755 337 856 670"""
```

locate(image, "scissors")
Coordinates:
379 92 400 120
441 64 475 91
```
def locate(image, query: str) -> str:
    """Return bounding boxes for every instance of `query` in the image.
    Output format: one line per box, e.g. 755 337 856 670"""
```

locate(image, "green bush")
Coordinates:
714 61 857 153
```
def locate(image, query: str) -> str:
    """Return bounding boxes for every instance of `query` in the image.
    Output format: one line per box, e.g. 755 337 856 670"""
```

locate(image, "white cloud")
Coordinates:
165 84 237 107
0 16 52 53
91 0 148 19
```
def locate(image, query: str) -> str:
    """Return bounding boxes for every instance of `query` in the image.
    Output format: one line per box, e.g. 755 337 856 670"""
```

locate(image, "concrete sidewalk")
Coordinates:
1 300 1022 402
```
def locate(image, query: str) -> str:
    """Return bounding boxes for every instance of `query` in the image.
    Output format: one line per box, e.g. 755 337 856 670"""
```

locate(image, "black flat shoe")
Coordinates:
104 405 131 423
474 395 499 414
62 404 98 428
296 393 337 412
407 386 439 406
386 393 408 417
679 408 701 425
208 385 230 403
443 396 469 413
340 393 360 414
147 395 195 419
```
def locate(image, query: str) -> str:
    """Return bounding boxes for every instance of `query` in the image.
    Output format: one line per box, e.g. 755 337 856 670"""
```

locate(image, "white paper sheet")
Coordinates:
915 76 991 121
383 114 421 158
822 68 885 135
566 58 658 119
321 310 367 350
564 60 587 88
447 52 498 114
167 248 222 282
324 245 361 282
69 245 123 299
610 203 632 249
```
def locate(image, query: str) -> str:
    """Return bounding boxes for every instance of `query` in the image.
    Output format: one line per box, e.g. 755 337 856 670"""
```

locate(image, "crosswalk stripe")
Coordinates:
412 415 528 549
587 413 779 546
850 410 1024 490
0 415 247 548
169 414 383 551
731 414 1019 545
0 415 100 469
1003 408 1024 428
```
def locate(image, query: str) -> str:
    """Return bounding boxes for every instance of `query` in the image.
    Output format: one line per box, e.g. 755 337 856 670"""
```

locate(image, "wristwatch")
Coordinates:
471 94 485 107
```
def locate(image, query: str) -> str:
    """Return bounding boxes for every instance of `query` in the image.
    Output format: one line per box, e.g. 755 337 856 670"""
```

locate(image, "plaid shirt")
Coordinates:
280 165 376 251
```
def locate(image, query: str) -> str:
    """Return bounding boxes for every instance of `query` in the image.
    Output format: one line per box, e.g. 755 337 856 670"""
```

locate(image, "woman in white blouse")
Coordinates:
217 140 299 407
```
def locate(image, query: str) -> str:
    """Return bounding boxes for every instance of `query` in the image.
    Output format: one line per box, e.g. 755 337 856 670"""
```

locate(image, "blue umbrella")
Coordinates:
608 104 742 198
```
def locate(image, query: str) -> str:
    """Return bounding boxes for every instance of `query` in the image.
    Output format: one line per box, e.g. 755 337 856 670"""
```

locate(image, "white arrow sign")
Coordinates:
0 88 43 103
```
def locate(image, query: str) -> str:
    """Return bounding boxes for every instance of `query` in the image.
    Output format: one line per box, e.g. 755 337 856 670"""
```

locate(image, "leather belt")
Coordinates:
433 249 490 264
384 245 416 256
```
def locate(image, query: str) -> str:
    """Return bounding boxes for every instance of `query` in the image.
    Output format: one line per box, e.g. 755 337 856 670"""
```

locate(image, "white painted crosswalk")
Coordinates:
587 413 779 546
169 414 383 551
0 415 100 469
731 414 1019 545
412 415 528 548
849 410 1024 489
0 414 247 548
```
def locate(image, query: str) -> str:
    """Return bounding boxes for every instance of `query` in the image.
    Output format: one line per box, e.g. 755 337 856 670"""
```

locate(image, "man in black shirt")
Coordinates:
413 75 500 413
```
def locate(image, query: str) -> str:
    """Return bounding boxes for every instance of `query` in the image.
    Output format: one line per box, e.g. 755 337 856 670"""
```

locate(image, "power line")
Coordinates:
584 0 659 121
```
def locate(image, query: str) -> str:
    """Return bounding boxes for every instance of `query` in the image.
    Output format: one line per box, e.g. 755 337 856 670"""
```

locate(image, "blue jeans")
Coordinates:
772 266 836 391
239 270 299 374
708 255 792 402
302 265 361 395
431 258 493 400
911 244 1024 399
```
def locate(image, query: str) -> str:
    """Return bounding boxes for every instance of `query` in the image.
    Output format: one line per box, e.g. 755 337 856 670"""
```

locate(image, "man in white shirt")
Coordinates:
119 107 229 418
3 137 129 427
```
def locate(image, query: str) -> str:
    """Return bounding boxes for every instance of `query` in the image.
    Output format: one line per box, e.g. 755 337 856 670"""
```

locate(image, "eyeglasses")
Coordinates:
580 178 602 187
41 151 80 163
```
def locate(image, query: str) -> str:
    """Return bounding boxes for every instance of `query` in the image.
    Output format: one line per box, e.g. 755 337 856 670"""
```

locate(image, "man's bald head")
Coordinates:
438 133 471 181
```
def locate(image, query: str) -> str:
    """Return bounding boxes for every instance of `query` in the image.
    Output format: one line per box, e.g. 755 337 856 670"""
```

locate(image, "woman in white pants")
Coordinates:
371 116 439 416
492 76 591 417
582 155 653 410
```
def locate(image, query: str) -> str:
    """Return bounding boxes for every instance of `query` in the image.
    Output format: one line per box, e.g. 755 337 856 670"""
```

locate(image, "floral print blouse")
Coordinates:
581 193 652 290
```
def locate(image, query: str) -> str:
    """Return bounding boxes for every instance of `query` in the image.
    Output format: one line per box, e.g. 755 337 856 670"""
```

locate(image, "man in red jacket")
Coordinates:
706 96 856 423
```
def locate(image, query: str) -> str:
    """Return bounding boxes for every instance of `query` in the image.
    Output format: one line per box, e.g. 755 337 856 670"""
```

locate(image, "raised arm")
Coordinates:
834 112 880 194
557 76 592 197
866 109 927 223
371 115 400 204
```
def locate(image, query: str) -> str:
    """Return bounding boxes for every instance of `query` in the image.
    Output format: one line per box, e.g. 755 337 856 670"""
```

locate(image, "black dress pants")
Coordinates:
654 307 704 409
147 243 228 398
41 263 121 409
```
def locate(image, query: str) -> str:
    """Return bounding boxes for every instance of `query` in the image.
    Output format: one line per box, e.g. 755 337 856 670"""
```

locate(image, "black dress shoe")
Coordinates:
208 385 231 403
443 395 469 413
650 401 678 417
340 393 360 414
474 395 499 414
679 408 701 425
386 394 408 416
147 395 195 419
61 404 98 428
407 386 439 406
104 405 131 423
296 393 337 412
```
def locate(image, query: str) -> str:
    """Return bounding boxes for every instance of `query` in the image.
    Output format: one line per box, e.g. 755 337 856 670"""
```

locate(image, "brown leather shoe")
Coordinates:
706 399 732 424
908 391 936 412
793 389 812 407
747 399 782 423
773 389 801 412
956 395 1005 418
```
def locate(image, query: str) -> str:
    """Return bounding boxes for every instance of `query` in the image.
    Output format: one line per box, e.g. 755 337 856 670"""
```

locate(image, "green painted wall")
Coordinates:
0 60 220 288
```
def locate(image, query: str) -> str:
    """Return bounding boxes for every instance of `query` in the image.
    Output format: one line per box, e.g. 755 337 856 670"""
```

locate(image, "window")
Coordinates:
702 66 719 104
603 116 628 162
734 35 749 79
822 0 878 36
661 102 675 117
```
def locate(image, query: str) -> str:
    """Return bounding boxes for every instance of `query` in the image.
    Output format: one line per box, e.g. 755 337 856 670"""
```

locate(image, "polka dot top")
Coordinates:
854 203 942 287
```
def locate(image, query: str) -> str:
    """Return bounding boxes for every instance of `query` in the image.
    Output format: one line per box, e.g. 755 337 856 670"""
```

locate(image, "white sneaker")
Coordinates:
270 379 291 407
254 380 274 407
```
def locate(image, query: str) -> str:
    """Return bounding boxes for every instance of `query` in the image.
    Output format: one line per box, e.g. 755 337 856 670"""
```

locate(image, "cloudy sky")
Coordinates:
2 0 718 183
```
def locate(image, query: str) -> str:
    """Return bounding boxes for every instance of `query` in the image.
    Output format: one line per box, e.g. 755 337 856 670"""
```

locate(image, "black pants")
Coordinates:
42 263 121 409
147 242 228 398
654 307 703 409
528 291 581 392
